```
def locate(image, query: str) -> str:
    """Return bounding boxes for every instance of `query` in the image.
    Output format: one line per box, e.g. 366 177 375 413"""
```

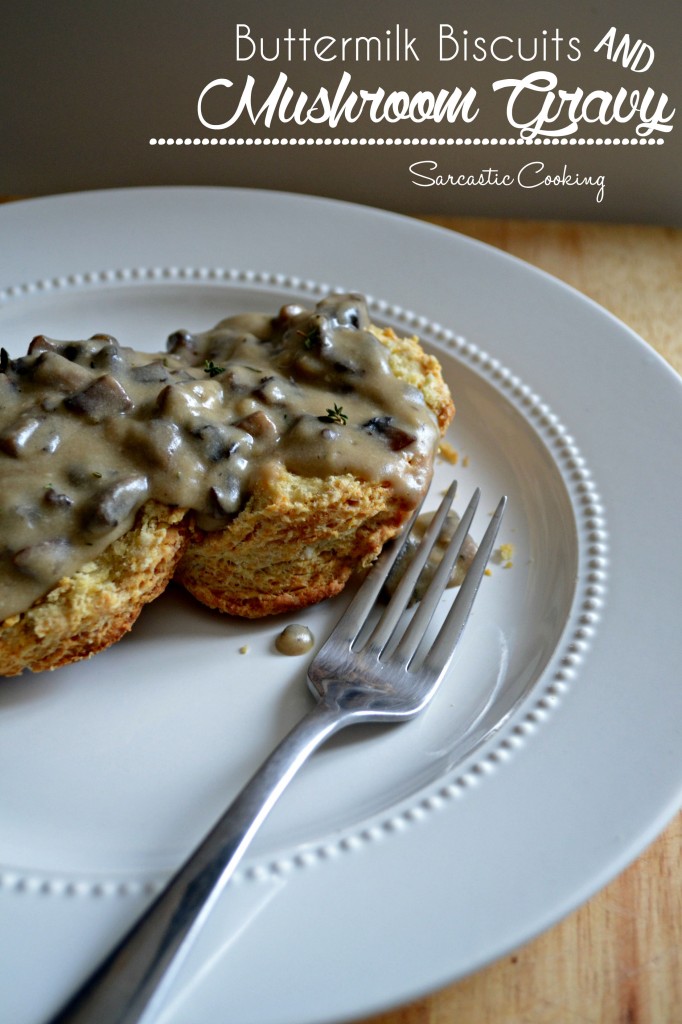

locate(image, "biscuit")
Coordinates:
0 296 453 674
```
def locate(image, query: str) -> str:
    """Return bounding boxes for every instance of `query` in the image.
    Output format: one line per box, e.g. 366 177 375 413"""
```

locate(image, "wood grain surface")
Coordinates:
357 217 682 1024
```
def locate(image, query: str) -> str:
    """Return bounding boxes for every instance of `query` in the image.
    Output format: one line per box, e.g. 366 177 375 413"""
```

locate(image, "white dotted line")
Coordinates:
150 136 665 147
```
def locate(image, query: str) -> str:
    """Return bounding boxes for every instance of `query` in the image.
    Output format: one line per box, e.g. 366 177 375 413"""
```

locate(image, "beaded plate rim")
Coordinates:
0 267 608 898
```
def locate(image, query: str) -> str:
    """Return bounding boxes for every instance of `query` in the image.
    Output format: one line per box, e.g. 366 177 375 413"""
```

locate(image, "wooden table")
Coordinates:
359 217 682 1024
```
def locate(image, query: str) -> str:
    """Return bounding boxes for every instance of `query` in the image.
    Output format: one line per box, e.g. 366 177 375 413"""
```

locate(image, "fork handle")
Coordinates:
48 699 350 1024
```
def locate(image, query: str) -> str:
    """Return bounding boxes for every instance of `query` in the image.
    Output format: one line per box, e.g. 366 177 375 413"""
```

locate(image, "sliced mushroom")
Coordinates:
220 365 262 395
209 475 242 516
191 422 248 462
120 419 184 469
85 475 149 535
28 335 58 356
362 415 415 451
32 351 94 393
43 487 74 510
66 374 133 422
166 329 198 356
130 360 172 384
317 293 368 331
89 341 125 373
236 410 278 443
253 376 288 405
0 413 45 456
13 538 70 581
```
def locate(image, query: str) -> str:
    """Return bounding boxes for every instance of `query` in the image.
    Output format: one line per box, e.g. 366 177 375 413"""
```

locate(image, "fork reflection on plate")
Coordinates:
47 480 506 1024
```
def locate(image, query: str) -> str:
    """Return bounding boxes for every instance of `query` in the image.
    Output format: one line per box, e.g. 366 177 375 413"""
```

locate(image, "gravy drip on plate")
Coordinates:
275 623 315 656
0 295 440 620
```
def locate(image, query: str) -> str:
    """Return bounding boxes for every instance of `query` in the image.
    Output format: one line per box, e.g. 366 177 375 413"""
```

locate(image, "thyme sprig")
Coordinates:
203 359 225 378
296 326 321 350
318 403 348 426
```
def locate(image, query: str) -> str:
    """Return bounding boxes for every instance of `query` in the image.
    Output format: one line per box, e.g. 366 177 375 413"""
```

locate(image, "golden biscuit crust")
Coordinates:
369 324 455 433
0 503 187 677
175 468 411 618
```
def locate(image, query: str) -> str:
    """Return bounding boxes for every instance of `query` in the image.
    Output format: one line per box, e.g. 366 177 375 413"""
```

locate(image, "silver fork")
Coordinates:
48 481 506 1024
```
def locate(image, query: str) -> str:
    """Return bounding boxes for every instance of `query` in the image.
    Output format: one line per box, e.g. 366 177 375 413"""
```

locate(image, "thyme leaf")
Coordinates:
204 359 225 378
318 403 348 426
296 327 320 350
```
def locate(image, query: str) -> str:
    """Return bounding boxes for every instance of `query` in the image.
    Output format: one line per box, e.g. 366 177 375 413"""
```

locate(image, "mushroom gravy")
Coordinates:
0 295 441 621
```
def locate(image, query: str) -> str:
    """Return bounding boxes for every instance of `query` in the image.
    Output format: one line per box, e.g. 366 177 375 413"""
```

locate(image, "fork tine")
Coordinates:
423 495 507 678
393 486 481 665
363 481 460 655
317 493 427 651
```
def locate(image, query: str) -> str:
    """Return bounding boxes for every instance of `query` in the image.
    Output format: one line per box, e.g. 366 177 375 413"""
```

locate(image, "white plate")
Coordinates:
1 188 681 1024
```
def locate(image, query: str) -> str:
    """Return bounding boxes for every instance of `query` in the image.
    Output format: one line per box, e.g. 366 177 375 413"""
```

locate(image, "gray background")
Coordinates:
1 0 679 224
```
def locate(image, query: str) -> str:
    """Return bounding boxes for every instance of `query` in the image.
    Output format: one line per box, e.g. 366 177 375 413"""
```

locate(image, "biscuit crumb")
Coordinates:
438 441 458 465
492 542 515 569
